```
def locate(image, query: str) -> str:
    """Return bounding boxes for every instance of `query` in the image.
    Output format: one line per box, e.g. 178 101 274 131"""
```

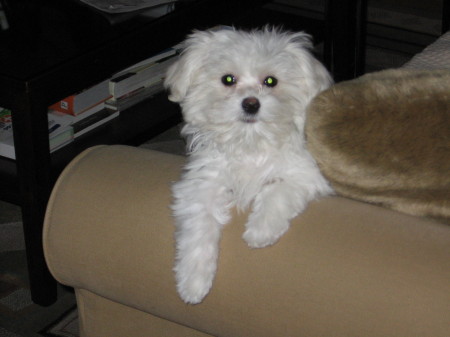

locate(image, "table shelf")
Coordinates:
51 92 182 174
0 91 181 200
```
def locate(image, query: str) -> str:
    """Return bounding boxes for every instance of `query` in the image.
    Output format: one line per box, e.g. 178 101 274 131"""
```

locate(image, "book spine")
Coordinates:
110 56 177 99
0 108 15 159
49 96 76 115
0 142 15 159
72 109 118 137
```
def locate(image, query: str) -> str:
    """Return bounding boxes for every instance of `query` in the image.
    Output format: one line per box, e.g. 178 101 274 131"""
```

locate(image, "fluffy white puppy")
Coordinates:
164 27 333 304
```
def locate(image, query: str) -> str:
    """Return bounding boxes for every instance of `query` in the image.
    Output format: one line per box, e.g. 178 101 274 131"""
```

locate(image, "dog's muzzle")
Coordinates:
242 97 260 114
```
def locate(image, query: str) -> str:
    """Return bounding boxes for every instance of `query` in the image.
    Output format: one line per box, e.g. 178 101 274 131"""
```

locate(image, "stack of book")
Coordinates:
0 107 74 159
0 45 181 159
46 44 181 140
105 45 181 111
48 78 118 139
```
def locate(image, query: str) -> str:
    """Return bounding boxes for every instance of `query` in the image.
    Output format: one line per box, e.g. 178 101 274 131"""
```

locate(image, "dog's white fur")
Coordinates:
164 27 333 304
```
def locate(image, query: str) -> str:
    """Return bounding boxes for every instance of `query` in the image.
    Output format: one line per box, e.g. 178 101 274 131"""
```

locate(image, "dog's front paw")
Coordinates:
174 249 218 304
176 272 214 304
243 219 290 248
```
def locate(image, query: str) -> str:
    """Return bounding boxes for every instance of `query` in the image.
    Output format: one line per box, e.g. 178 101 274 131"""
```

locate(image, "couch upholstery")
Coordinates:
43 145 450 337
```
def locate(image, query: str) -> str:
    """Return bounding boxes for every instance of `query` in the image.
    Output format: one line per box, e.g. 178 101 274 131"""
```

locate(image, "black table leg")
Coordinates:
324 0 367 82
12 91 57 306
443 0 450 33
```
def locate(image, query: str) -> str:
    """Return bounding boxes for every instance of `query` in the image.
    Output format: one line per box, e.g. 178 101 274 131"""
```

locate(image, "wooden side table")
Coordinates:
0 0 264 306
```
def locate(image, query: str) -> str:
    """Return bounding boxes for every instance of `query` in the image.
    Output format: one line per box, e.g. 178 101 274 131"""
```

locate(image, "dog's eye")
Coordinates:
221 74 236 86
263 76 278 87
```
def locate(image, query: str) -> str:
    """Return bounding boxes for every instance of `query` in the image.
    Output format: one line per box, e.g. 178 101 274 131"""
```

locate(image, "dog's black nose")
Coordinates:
242 97 260 114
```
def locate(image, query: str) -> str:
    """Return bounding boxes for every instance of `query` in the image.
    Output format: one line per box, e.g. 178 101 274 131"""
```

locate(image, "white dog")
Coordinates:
164 27 333 304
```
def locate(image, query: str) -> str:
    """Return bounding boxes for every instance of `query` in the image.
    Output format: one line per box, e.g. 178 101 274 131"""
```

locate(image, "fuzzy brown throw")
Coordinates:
306 69 450 223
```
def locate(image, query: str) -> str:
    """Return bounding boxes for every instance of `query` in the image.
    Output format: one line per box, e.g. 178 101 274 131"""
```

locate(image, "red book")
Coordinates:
49 79 111 116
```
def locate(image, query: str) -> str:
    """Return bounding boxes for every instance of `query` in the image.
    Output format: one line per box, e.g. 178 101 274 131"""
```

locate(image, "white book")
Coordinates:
105 79 164 111
49 101 107 126
72 109 119 138
79 0 177 14
1 107 74 159
0 107 15 159
0 131 14 159
110 54 177 99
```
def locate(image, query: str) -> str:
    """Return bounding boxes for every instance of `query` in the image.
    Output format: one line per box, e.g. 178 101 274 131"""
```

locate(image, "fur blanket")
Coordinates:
306 69 450 223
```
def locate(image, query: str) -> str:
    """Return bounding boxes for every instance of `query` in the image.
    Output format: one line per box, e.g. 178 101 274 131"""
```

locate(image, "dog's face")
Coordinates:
165 28 332 141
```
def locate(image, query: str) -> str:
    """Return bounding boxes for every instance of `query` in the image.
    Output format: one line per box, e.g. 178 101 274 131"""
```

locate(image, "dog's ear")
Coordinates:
282 31 333 130
287 32 333 98
307 56 333 95
164 30 211 102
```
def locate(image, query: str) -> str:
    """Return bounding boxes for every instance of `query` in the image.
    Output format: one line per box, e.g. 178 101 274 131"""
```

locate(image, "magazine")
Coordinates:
79 0 177 13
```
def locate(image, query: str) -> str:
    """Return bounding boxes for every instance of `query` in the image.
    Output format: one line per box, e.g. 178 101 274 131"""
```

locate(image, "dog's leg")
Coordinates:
243 180 308 248
172 177 231 304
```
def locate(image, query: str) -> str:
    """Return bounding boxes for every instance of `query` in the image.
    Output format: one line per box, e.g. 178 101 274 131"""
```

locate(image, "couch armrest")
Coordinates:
43 145 450 337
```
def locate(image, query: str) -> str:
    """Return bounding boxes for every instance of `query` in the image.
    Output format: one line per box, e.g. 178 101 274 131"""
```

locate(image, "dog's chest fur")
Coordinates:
225 153 279 209
182 118 321 210
200 134 307 209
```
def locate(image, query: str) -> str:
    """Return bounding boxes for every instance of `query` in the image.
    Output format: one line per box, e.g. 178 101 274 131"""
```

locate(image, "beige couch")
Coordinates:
43 31 450 336
43 144 450 337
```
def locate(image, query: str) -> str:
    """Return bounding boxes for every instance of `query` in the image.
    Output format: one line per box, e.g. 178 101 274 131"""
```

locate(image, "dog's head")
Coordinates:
164 27 332 141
